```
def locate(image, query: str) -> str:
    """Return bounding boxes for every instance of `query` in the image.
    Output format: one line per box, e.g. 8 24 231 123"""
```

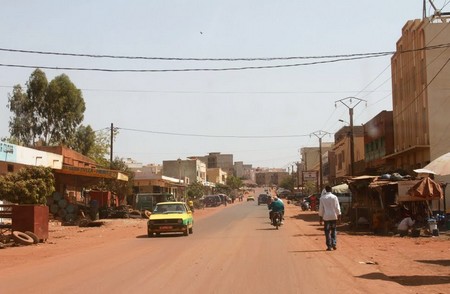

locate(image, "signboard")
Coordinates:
303 171 317 182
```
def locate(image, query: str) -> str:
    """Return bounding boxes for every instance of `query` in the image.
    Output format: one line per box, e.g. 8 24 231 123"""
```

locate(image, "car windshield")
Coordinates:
153 204 186 214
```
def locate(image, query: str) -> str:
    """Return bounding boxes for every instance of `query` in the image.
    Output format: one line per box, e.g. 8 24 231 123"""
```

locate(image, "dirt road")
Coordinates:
0 197 449 294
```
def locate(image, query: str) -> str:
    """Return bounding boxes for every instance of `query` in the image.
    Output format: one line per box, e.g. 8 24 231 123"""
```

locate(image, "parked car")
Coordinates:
203 195 222 207
258 194 269 205
147 202 193 237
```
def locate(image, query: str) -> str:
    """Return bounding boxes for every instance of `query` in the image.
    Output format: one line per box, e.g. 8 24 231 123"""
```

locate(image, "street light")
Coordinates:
335 97 366 177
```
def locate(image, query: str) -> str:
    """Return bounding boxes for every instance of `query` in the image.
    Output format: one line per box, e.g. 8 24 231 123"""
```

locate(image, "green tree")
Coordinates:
225 176 243 190
70 126 113 166
7 69 85 146
92 157 134 201
186 181 204 200
214 183 231 195
0 166 55 204
279 176 295 192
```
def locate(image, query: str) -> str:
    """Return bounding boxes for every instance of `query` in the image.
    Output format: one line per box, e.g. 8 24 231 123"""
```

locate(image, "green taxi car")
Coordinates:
147 202 194 237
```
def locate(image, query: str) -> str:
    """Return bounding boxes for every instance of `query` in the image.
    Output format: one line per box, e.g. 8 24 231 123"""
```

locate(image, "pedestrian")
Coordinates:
397 214 415 237
318 185 341 251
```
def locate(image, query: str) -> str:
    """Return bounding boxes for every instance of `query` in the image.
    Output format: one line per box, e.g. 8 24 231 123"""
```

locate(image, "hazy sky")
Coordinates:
0 1 446 169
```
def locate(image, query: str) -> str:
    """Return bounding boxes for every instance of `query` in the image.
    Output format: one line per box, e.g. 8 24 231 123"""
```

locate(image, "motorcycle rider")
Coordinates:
268 196 285 225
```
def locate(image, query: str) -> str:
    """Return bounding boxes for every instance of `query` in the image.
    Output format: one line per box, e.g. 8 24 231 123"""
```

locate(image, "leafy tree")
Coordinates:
279 176 295 192
226 176 243 191
92 157 134 201
7 69 85 146
214 183 231 195
69 126 114 166
186 181 204 200
0 166 55 204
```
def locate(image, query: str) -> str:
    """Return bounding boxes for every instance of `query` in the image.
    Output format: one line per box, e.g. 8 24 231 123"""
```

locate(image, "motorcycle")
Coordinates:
271 211 282 229
301 200 310 211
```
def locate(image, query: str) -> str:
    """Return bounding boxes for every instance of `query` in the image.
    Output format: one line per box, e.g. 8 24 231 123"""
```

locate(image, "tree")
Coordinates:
186 181 204 200
70 126 112 166
226 176 243 190
92 157 134 202
214 183 231 195
0 166 55 204
7 69 85 147
279 176 295 192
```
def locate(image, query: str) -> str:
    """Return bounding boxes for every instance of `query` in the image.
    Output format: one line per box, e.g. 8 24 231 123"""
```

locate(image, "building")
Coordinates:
255 168 289 186
364 111 395 174
300 143 334 173
389 17 450 173
162 158 207 185
196 152 234 176
234 161 253 180
332 126 364 181
206 168 227 185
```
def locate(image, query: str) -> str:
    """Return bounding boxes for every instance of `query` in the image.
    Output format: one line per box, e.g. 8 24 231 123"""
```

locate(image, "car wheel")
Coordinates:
189 226 193 234
183 226 189 236
148 231 153 237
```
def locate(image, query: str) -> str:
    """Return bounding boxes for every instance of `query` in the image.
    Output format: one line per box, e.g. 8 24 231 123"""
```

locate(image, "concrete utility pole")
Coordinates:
110 123 114 168
310 130 331 192
335 97 366 177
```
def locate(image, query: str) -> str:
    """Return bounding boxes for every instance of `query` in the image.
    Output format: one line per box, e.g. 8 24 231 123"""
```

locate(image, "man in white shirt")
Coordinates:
318 185 341 251
397 215 415 237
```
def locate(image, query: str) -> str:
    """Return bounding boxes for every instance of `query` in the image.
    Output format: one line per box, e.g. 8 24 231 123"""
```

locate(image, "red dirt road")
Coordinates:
0 198 449 294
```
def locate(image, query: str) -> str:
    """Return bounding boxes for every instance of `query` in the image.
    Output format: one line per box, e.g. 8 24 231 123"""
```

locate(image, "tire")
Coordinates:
148 231 153 238
24 231 40 244
183 226 189 236
12 231 34 245
189 226 193 234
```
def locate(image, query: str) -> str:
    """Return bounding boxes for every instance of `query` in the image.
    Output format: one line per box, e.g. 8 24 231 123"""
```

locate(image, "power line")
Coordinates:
0 43 450 73
0 54 390 73
117 127 314 139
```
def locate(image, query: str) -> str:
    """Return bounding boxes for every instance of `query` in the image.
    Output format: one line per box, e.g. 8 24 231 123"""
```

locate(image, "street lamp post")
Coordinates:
335 97 366 177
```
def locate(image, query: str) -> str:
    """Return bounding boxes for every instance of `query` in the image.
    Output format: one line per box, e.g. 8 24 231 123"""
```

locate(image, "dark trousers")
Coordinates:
324 220 337 248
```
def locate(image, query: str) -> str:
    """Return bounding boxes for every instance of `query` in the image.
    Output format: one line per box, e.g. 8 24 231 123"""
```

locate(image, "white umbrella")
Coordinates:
414 152 450 176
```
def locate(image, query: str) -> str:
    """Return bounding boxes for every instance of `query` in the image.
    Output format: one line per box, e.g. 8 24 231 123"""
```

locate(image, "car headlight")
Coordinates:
177 219 183 224
148 220 154 225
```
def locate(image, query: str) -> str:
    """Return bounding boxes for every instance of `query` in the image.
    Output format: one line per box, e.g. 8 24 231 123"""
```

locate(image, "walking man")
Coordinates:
318 185 341 251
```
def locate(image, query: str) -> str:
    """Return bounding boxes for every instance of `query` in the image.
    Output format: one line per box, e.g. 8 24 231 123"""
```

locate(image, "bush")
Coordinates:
0 166 55 204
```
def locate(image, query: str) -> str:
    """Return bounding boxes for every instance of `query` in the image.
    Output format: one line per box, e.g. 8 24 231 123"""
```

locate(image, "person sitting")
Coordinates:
268 196 285 224
397 215 416 237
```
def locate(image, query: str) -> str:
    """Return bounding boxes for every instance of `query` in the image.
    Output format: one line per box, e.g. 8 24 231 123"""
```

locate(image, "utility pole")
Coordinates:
335 97 366 177
310 130 331 192
110 123 114 168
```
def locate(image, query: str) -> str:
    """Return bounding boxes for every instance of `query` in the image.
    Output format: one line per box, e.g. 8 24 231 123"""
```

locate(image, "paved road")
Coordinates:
0 195 407 294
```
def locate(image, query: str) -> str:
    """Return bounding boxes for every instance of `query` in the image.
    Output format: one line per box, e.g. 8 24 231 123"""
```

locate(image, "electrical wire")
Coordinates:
116 127 312 139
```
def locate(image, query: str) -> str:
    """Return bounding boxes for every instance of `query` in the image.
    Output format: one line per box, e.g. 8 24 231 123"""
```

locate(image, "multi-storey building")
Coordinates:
364 111 395 174
332 126 364 181
389 18 450 173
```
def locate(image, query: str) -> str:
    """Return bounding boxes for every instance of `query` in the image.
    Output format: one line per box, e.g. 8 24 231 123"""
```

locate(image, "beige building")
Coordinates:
389 18 450 173
332 126 365 180
162 159 207 185
206 168 227 185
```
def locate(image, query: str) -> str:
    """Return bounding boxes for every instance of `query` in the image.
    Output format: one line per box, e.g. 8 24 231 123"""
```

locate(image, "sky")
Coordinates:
0 1 447 169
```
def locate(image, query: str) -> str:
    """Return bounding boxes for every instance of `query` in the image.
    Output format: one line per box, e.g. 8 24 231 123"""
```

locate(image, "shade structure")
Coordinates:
414 152 450 176
408 177 443 200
